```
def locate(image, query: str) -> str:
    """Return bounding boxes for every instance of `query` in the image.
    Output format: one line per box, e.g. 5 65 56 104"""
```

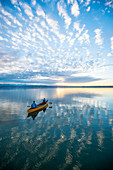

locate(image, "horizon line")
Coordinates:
0 84 113 88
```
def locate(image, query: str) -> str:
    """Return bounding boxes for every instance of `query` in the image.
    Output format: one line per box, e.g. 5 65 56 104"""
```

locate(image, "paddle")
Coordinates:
27 106 31 107
49 102 52 108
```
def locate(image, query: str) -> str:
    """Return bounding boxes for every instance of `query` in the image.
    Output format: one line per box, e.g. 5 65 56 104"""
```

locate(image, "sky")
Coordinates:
0 0 113 86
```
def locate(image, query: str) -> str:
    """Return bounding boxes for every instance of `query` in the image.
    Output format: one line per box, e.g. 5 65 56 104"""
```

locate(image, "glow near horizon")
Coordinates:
0 0 113 86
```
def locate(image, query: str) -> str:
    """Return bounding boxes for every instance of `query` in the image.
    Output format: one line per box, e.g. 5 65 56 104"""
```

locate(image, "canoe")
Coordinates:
27 100 48 114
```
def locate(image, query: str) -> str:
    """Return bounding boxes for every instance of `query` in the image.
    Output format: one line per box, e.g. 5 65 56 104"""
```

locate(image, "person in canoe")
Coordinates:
31 101 38 108
43 98 46 104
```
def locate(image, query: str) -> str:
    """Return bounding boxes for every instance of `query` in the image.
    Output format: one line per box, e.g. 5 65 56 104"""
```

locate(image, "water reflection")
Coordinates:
30 108 47 120
31 112 38 120
0 88 113 169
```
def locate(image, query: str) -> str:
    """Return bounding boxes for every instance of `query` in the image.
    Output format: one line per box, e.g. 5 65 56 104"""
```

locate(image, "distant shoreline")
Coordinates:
0 84 113 88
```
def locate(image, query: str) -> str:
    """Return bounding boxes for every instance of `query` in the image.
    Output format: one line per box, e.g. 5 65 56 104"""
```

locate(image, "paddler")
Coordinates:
43 98 46 104
31 101 38 108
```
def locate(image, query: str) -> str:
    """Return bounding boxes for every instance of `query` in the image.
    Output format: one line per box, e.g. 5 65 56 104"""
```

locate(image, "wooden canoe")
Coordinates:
27 100 48 114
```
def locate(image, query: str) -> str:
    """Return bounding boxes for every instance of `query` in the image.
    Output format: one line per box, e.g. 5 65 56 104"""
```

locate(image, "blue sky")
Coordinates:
0 0 113 86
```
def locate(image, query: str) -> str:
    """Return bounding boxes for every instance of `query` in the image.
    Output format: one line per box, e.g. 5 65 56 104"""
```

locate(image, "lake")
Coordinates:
0 87 113 170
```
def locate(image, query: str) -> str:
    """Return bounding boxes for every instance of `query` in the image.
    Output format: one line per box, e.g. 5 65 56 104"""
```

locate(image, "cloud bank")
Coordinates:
0 0 113 85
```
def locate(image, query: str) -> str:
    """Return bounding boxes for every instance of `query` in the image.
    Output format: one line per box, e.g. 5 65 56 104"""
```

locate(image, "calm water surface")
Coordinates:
0 87 113 170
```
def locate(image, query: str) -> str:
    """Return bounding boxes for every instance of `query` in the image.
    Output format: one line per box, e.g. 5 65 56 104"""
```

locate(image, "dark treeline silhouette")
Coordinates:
0 84 113 89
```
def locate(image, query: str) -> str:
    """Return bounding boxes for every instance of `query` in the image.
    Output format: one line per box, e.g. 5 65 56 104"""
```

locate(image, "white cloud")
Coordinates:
73 22 85 38
105 0 113 8
79 0 84 3
69 38 76 47
84 0 91 6
54 31 66 44
3 17 12 26
31 0 36 6
1 8 22 26
0 36 3 40
52 36 57 44
23 3 34 19
14 5 21 11
13 18 22 27
84 30 90 44
37 26 45 36
71 0 80 17
41 21 49 30
1 8 11 16
67 0 80 17
78 30 90 44
67 0 74 4
94 29 103 45
46 16 59 31
18 12 26 22
107 53 112 57
36 5 46 18
10 0 17 5
57 1 71 29
111 37 113 51
86 6 90 12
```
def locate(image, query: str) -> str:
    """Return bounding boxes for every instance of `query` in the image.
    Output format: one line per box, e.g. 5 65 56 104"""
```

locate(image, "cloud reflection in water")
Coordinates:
0 88 113 169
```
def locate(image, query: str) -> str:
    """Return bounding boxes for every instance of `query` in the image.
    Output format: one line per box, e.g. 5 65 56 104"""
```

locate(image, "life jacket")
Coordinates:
31 103 37 108
43 99 46 104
